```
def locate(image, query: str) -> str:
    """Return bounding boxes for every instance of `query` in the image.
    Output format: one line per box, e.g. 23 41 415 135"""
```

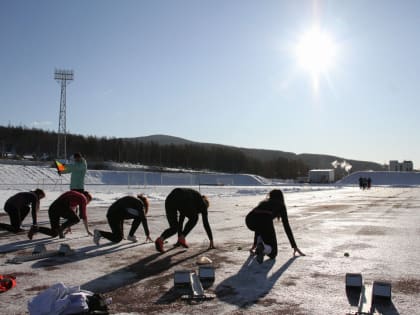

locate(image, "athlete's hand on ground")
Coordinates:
293 247 306 256
145 235 152 243
63 227 72 235
87 230 93 236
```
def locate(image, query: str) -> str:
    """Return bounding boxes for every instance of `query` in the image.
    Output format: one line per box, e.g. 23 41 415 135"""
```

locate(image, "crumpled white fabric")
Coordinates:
28 282 91 315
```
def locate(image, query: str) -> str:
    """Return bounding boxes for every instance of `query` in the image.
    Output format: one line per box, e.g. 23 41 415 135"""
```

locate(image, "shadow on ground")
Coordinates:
30 241 150 268
215 255 297 308
81 246 210 294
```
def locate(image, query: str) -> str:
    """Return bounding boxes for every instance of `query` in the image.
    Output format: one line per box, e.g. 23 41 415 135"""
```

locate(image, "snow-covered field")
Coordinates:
0 164 419 314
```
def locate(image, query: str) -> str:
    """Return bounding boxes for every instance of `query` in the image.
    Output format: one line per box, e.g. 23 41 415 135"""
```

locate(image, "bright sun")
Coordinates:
295 26 337 89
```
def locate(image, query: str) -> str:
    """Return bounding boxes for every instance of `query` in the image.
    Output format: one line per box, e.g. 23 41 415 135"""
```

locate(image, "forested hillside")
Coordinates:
0 126 309 179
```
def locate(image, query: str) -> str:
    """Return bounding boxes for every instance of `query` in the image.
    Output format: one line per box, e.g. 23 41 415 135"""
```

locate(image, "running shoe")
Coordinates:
155 237 164 253
127 235 138 242
177 236 189 248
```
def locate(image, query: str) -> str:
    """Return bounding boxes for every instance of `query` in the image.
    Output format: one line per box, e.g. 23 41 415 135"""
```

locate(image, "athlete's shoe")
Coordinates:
155 237 164 253
57 228 65 239
93 229 101 246
27 225 37 240
177 236 189 248
255 242 265 264
127 235 138 243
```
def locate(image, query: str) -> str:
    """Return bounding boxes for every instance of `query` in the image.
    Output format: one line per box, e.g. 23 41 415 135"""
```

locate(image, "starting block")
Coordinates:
346 273 363 289
198 265 215 289
180 272 215 302
174 266 215 302
33 244 47 254
6 243 74 264
345 273 392 315
174 270 193 292
58 243 74 255
372 281 392 299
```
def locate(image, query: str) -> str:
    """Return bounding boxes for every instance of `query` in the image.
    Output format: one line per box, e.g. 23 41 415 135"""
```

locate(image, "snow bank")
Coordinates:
0 164 269 186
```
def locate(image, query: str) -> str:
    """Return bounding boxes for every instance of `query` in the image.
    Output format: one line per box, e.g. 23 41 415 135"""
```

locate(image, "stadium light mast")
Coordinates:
54 69 74 159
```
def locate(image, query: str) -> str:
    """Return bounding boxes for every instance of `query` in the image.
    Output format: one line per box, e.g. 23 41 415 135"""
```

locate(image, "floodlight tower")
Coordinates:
54 69 74 159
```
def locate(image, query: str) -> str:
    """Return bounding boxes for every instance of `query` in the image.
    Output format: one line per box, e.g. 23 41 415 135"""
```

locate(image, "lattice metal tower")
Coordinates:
54 69 74 159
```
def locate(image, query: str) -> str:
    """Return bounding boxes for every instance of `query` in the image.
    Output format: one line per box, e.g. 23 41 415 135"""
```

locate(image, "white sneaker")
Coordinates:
127 235 138 242
93 229 101 246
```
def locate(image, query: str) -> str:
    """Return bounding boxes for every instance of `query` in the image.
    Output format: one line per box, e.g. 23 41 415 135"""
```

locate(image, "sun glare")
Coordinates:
295 26 337 90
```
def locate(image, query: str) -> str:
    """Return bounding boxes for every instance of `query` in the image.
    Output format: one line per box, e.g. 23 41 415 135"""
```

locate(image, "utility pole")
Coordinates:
54 69 74 159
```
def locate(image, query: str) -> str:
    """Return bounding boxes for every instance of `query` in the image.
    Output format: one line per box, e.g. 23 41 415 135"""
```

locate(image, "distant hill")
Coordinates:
128 134 196 146
127 134 386 172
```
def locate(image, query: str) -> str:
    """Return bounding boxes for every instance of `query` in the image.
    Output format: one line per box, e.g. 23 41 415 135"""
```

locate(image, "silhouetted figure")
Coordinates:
0 189 45 233
246 189 305 264
28 191 92 239
154 188 214 252
93 194 151 245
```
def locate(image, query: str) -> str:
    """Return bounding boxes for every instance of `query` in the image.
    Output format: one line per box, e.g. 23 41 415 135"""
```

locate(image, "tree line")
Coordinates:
0 125 309 179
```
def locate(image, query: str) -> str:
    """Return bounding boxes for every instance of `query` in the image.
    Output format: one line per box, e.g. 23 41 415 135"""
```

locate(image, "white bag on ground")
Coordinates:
28 282 91 315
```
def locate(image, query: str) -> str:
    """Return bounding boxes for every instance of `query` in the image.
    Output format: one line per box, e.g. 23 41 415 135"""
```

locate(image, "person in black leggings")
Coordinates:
28 190 93 239
246 189 305 263
0 189 45 233
93 194 151 245
155 188 214 252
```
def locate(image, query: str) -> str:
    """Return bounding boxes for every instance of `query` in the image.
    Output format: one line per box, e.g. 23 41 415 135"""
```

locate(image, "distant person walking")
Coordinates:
359 177 363 189
155 188 215 253
0 189 45 233
58 152 87 193
28 190 93 239
93 194 152 246
246 189 305 263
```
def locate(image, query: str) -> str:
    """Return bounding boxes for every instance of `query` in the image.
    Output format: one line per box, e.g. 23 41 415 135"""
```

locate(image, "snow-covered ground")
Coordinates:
0 164 419 314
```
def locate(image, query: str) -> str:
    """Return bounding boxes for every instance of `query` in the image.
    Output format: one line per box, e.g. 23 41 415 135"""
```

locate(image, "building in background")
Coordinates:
308 169 335 183
389 160 413 172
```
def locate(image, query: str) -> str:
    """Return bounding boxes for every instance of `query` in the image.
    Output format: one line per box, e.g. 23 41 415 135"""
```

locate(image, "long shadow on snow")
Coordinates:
215 255 297 308
81 247 210 294
0 235 77 254
30 241 150 268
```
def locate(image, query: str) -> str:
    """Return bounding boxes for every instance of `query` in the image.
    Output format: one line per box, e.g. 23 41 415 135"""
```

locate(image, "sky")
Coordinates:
1 1 420 168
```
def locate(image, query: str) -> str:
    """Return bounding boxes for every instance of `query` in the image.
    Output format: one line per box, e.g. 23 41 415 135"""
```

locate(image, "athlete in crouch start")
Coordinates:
155 188 215 252
93 194 151 246
246 189 305 263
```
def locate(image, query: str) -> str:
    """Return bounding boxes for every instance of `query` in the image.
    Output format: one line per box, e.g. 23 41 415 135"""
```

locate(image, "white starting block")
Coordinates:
372 281 392 299
7 243 74 264
346 273 363 288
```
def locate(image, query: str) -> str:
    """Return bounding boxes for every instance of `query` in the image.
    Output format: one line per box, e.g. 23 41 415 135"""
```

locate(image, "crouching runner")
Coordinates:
28 190 93 239
93 194 151 246
155 188 215 253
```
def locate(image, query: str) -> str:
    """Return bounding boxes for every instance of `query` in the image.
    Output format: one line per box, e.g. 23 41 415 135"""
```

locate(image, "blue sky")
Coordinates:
1 1 419 168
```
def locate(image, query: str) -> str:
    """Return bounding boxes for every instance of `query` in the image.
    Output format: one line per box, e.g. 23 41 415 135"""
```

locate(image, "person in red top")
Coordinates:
0 189 45 233
28 190 93 239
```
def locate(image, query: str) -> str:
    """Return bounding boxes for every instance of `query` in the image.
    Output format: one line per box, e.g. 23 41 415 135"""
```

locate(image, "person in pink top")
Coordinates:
28 190 93 239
